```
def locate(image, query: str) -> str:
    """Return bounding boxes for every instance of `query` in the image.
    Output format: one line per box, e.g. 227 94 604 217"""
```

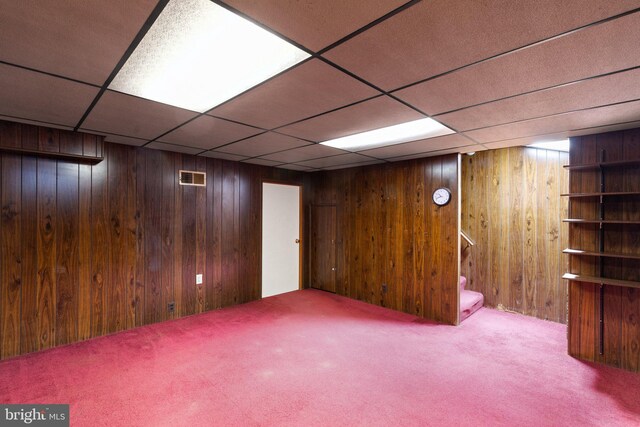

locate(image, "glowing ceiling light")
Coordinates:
527 139 570 152
321 117 454 151
109 0 310 112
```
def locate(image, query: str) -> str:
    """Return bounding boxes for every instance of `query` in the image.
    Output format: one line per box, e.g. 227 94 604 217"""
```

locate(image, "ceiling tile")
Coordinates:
276 96 424 142
388 145 486 162
217 132 309 157
435 68 640 131
296 153 376 169
209 59 379 129
465 100 640 143
359 134 472 159
81 90 198 140
242 158 283 167
158 115 263 150
103 133 148 146
199 151 248 161
222 0 406 51
483 121 640 150
323 160 386 170
0 63 99 128
483 140 541 151
260 143 347 163
146 141 203 155
0 116 73 132
0 0 159 85
276 164 316 171
567 120 640 137
324 0 640 91
394 12 640 115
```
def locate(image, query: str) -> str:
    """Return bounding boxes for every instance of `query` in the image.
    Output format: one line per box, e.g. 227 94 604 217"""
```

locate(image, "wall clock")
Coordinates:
432 188 451 206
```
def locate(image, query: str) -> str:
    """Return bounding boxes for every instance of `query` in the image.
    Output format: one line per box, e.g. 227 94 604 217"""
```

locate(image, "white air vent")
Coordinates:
179 170 206 186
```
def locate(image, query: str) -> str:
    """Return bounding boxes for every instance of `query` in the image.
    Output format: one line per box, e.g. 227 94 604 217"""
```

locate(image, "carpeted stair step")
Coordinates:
460 275 484 322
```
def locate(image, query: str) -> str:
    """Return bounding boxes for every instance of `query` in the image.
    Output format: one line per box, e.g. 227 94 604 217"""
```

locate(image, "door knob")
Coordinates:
331 267 336 271
295 239 300 244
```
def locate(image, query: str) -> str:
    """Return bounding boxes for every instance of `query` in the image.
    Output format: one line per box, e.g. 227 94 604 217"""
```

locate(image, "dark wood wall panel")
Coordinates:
55 161 79 346
1 150 21 358
461 147 569 323
107 143 127 334
21 155 38 353
161 152 175 320
171 153 182 318
144 149 163 325
307 156 460 325
181 155 197 316
0 120 302 360
90 147 108 337
37 156 57 350
567 127 640 373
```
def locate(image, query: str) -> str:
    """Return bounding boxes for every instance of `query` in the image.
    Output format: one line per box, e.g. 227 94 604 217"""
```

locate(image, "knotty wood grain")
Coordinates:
0 120 305 361
210 159 222 309
221 161 238 307
125 148 138 328
307 156 459 325
509 148 524 313
144 149 162 325
55 161 79 345
172 153 183 317
461 147 568 323
20 153 38 353
181 155 197 315
37 157 57 349
195 157 207 312
1 152 21 358
90 145 108 337
134 147 147 324
107 143 127 334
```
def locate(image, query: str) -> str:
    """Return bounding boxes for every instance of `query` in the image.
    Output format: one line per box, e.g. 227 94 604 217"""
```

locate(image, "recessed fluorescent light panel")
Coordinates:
527 139 570 152
109 0 309 112
321 118 454 151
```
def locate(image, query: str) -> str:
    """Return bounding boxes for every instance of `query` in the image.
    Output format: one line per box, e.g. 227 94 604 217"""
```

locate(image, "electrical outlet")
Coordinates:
167 302 175 312
196 274 203 285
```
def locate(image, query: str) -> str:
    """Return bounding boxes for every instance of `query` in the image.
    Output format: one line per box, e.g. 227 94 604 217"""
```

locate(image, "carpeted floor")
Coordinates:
1 289 639 426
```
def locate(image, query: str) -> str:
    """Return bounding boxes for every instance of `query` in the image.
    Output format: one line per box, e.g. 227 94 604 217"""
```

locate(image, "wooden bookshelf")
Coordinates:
561 191 640 198
563 159 640 170
563 219 640 224
563 248 640 260
563 273 640 290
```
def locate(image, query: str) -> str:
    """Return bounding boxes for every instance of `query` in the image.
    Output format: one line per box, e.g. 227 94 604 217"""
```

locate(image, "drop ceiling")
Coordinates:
1 0 640 171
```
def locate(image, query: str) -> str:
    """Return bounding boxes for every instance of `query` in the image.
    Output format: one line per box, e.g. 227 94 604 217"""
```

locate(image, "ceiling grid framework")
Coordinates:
1 0 640 170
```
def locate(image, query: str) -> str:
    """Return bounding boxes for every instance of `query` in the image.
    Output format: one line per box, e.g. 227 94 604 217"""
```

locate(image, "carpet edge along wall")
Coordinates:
306 155 460 325
461 147 569 324
0 119 461 360
0 119 304 360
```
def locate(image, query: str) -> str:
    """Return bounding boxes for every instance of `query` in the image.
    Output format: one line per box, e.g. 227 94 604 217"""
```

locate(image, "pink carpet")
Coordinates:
1 289 639 426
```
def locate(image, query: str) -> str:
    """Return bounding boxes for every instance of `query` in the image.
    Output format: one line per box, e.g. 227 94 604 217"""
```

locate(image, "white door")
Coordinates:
262 183 300 298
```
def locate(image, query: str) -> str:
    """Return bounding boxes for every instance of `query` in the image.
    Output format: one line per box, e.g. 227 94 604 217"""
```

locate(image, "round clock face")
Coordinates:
432 188 451 206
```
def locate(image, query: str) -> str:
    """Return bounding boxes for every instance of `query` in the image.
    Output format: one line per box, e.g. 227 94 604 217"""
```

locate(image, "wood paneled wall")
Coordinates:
306 155 460 325
461 147 569 323
0 120 302 360
567 128 640 372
